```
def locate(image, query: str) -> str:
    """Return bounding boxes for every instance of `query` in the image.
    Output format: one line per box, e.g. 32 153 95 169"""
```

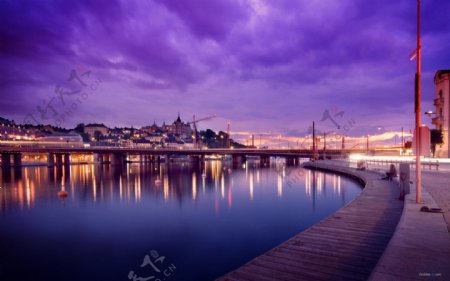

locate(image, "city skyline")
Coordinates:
1 0 449 141
0 111 413 149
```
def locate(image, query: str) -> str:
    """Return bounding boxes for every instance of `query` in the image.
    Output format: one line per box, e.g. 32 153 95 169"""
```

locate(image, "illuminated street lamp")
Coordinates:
424 111 435 117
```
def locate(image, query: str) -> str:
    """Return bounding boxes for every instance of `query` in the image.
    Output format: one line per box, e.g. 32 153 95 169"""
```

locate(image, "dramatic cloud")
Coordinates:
1 0 449 144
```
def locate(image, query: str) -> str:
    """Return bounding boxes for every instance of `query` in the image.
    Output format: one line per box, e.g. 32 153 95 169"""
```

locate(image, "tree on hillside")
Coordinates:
94 130 103 142
72 123 89 142
74 123 85 133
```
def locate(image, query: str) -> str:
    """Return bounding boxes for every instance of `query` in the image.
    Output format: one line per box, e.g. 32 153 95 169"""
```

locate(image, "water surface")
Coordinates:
0 160 362 281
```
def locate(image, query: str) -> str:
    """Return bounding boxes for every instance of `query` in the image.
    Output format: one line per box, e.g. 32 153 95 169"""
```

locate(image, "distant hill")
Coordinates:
0 116 14 125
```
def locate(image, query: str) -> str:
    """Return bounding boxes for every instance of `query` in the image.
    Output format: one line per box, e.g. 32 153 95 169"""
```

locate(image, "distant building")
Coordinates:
145 133 163 144
432 70 450 158
160 122 171 133
164 136 194 149
36 132 83 143
169 114 192 138
84 124 109 138
108 128 123 138
33 133 84 147
141 121 161 134
122 128 132 135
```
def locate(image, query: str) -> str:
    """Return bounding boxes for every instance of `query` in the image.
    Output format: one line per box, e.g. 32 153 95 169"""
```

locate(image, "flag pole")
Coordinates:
415 0 422 203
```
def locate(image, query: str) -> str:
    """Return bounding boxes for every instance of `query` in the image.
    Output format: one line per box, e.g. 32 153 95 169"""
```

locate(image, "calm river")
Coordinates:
0 159 362 281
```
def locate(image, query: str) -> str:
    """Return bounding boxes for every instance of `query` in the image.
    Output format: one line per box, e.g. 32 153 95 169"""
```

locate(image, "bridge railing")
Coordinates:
349 158 440 171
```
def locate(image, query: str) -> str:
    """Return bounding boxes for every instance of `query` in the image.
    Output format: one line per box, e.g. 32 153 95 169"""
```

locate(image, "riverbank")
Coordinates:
298 160 450 280
217 161 403 280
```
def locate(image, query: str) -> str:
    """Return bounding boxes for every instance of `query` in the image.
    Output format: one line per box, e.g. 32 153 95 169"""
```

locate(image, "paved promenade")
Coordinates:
370 169 450 280
421 171 450 232
217 162 403 281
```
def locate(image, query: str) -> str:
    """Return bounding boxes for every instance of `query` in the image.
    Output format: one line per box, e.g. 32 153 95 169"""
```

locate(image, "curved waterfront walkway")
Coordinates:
216 161 403 281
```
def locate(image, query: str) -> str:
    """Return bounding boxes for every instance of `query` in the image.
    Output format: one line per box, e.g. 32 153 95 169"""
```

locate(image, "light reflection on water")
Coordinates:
0 160 361 281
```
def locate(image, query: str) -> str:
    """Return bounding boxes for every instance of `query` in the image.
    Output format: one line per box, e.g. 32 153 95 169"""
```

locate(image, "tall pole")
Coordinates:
312 121 316 160
401 127 404 150
366 135 369 153
415 0 422 203
227 122 231 148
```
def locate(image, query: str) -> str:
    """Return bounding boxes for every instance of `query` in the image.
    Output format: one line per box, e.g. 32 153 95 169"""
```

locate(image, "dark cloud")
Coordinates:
0 0 448 137
157 0 250 41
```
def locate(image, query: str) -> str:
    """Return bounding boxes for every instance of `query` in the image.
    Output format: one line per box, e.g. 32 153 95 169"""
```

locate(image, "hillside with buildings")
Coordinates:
0 114 244 149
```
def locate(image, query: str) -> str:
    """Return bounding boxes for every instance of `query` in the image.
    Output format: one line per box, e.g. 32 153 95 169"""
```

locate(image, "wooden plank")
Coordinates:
285 236 388 255
227 270 281 281
252 257 365 281
260 251 373 277
274 244 379 265
236 263 313 281
281 242 383 261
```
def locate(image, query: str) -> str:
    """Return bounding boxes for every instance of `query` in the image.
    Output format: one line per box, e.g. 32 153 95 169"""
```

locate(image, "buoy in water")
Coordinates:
57 190 68 198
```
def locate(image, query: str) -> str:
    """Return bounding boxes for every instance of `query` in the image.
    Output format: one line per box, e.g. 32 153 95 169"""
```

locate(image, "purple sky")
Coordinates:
1 0 449 145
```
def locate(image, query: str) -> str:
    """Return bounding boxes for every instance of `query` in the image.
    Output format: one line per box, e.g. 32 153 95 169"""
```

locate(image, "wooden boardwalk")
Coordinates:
217 162 404 281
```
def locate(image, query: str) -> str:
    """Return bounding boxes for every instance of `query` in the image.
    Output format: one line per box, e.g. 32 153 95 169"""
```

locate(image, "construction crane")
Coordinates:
189 114 216 148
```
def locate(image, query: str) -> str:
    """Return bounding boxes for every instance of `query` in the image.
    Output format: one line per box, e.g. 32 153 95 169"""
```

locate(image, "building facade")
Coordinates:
141 121 161 134
169 114 192 138
432 70 450 158
84 124 109 138
36 133 83 143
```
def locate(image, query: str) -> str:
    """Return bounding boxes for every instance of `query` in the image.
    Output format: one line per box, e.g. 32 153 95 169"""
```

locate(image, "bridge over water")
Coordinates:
0 146 393 168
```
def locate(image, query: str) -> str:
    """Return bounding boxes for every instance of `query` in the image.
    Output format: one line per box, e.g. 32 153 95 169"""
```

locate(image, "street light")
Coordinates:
425 111 434 117
424 111 436 127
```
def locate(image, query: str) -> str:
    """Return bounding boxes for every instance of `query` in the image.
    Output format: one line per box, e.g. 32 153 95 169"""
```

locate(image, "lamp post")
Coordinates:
366 135 369 154
414 0 422 204
402 127 404 151
312 121 316 160
424 111 437 157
